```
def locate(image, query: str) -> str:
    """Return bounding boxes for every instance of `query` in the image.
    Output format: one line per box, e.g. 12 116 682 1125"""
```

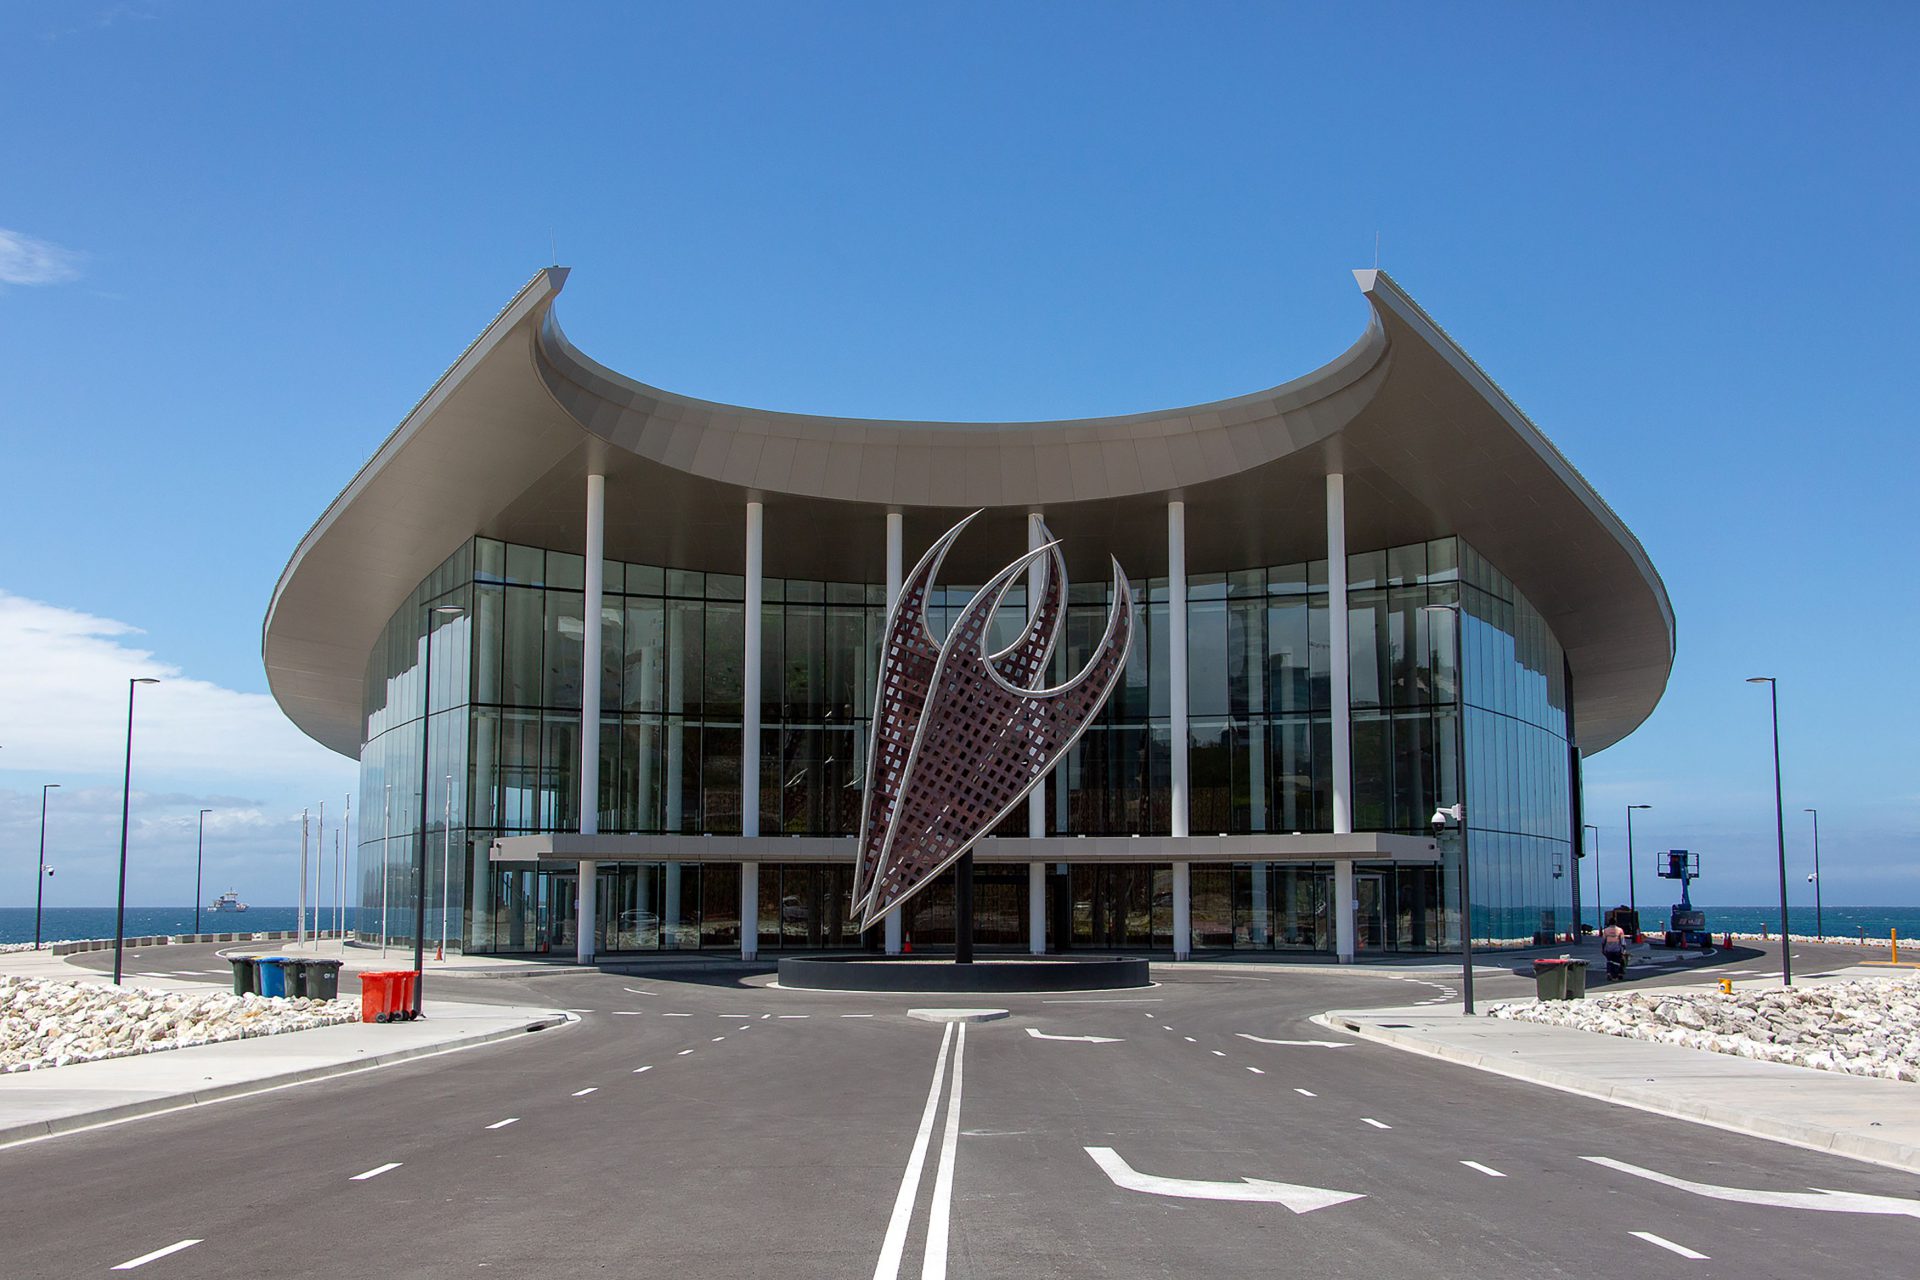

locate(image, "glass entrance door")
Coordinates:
1355 872 1387 950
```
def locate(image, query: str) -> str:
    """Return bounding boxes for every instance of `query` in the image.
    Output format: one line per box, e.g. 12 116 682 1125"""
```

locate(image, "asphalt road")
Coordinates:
14 939 1918 1278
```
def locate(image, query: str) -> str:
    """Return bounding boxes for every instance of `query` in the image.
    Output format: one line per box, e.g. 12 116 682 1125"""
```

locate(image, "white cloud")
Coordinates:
0 228 85 288
0 589 356 907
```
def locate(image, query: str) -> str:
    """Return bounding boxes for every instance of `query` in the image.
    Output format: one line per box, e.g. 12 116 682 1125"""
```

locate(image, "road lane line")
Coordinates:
739 1025 751 1030
486 1118 520 1130
712 1036 726 1042
1183 1036 1197 1043
621 987 655 995
1210 1050 1226 1057
572 1088 598 1096
873 1021 958 1280
633 1066 653 1074
842 1013 874 1018
351 1162 402 1181
1246 1067 1264 1074
1461 1161 1505 1177
922 1022 968 1280
1294 1089 1316 1097
111 1240 203 1270
663 1012 692 1017
1360 1118 1391 1130
1631 1231 1708 1260
779 1014 810 1019
564 1009 594 1014
678 1049 694 1055
613 1011 643 1016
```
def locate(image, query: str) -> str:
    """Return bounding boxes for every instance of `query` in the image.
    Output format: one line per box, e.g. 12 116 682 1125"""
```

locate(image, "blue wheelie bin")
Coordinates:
256 957 289 998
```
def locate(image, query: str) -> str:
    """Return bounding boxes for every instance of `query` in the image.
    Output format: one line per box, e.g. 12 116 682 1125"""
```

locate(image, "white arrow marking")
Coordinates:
1026 1028 1122 1043
1237 1033 1353 1048
1085 1147 1364 1213
1586 1156 1920 1218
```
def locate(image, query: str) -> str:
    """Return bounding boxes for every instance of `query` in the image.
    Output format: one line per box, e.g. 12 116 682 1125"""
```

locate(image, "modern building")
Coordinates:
263 267 1673 964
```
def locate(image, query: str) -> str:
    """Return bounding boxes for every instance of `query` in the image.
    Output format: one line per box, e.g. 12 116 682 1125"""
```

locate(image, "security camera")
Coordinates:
44 867 54 877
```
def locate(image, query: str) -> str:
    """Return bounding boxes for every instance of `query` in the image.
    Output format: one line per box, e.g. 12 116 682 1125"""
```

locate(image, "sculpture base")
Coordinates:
775 955 1149 993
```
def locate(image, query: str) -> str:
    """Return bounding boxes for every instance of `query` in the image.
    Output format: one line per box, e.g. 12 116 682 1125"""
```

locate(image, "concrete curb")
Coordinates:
0 1010 574 1152
1314 1009 1920 1175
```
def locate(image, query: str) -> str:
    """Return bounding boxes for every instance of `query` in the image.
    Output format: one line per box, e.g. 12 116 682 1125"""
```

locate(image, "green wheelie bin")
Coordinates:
227 955 257 996
307 959 343 1000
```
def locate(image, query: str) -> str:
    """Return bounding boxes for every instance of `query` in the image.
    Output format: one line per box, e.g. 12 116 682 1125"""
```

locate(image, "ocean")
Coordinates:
1578 905 1920 940
1 907 362 946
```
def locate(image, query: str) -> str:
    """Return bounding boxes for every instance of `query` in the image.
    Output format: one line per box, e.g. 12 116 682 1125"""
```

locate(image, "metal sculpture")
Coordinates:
853 514 1134 931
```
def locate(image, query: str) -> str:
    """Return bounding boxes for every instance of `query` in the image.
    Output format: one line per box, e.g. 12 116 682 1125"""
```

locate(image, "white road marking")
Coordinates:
564 1008 594 1013
621 986 654 995
1084 1148 1364 1213
572 1088 597 1097
738 1025 750 1030
1586 1156 1920 1218
633 1065 653 1074
486 1118 520 1130
1183 1036 1197 1043
1162 1025 1174 1031
1025 1028 1122 1044
922 1022 968 1280
872 1021 958 1280
841 1013 874 1018
1040 997 1163 1004
712 1036 726 1042
1247 1067 1265 1074
1631 1231 1709 1260
112 1239 203 1270
779 1014 810 1019
663 1012 692 1017
1236 1033 1353 1048
1210 1050 1226 1057
1295 1089 1317 1097
678 1049 694 1056
1361 1118 1391 1130
1208 974 1272 981
351 1162 402 1181
614 1011 643 1016
1461 1160 1505 1177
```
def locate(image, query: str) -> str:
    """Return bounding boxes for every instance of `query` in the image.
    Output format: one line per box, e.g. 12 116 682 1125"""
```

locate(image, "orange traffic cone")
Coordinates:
903 935 913 954
435 943 444 962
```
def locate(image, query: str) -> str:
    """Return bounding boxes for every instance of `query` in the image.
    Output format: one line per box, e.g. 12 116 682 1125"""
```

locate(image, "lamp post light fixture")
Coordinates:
1804 809 1820 940
1583 823 1600 933
412 603 465 1017
113 677 162 985
35 783 60 950
1625 804 1652 915
1746 676 1791 985
193 808 213 936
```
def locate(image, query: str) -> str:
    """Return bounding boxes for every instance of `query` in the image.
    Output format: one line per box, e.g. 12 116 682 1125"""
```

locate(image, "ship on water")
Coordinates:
207 890 248 913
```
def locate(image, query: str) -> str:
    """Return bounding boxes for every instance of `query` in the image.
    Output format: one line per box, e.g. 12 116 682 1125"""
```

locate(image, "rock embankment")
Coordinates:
1 976 357 1073
1490 978 1920 1083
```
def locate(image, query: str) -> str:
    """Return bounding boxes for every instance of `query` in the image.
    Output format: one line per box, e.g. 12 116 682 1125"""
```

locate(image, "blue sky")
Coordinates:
1 2 1914 910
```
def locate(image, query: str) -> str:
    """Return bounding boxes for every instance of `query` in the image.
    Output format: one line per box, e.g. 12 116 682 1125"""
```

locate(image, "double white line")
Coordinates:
873 1021 968 1280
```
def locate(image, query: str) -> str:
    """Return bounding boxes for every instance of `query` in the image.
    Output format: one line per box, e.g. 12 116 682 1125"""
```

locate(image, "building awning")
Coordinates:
488 832 1441 866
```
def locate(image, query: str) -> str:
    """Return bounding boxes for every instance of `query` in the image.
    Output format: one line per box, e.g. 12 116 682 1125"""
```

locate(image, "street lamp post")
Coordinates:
1804 809 1820 940
1747 676 1791 986
1625 804 1652 917
113 677 161 985
439 773 452 962
413 603 465 1017
35 784 59 950
1583 823 1600 932
1423 600 1472 1015
193 808 213 936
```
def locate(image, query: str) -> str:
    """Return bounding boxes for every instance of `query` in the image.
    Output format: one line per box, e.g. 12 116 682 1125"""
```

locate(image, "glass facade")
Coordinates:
356 533 1576 954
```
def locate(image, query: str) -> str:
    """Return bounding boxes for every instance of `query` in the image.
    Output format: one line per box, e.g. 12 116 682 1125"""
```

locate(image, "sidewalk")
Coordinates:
0 998 573 1150
1318 1001 1920 1174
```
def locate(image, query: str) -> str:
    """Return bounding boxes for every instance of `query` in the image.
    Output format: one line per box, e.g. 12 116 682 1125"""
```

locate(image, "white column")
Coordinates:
741 862 759 961
1334 859 1356 962
1028 512 1048 839
743 502 763 840
1167 501 1189 839
1029 861 1046 955
1327 474 1353 835
578 473 606 965
1172 862 1191 960
884 511 905 957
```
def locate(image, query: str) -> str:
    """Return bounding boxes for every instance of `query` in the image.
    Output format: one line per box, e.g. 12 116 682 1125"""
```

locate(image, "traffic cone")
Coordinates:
903 934 912 954
435 942 444 962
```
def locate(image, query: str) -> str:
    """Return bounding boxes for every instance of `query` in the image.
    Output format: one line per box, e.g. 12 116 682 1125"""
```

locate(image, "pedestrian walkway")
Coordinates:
0 997 572 1150
1319 1001 1920 1174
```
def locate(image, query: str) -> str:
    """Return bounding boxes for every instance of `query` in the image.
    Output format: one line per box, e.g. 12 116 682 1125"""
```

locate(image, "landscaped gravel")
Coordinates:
1490 977 1920 1083
0 976 357 1073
